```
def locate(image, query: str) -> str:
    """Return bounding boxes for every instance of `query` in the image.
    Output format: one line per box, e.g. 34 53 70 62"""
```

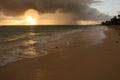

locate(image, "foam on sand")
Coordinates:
0 28 83 66
0 26 108 66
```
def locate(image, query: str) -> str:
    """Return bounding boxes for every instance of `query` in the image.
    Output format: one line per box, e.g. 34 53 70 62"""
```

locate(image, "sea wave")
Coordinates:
0 28 82 66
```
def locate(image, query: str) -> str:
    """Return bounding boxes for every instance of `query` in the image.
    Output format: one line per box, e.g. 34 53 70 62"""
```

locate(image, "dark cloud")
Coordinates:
0 0 110 20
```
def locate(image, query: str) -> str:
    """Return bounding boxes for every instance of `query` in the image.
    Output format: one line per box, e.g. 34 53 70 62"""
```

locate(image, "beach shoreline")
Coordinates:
0 26 120 80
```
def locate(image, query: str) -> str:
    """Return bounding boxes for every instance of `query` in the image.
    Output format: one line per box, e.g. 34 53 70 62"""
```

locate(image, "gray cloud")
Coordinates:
0 0 110 21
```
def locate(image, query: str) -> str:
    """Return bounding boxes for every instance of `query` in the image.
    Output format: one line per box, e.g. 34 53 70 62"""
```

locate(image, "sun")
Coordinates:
26 15 36 25
24 9 39 25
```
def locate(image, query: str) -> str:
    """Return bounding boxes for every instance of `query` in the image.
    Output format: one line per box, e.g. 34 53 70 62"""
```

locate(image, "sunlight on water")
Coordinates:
0 25 108 66
21 40 36 46
23 47 38 56
29 32 36 36
21 40 38 56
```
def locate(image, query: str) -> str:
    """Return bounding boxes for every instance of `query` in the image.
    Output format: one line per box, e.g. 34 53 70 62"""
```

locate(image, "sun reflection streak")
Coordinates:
23 47 38 56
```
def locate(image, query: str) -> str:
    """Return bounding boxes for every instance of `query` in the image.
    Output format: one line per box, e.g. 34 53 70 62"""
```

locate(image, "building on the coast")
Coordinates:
102 14 120 25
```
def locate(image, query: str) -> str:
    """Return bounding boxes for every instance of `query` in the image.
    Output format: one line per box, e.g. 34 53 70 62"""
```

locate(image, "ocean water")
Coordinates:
0 25 108 66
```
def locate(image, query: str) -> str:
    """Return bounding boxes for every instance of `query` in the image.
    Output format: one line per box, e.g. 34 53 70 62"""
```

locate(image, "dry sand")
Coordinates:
0 26 120 80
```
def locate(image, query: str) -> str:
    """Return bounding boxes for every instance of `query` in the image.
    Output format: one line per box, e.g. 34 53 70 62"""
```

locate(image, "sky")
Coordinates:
91 0 120 16
0 0 119 25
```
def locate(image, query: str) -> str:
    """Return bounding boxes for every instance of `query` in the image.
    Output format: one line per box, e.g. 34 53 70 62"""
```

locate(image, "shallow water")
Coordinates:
0 25 108 66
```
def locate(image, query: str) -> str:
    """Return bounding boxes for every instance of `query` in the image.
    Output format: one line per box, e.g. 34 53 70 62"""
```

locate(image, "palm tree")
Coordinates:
118 15 120 18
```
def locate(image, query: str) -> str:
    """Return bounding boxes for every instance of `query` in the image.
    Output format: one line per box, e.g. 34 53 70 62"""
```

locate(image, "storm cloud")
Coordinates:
0 0 109 22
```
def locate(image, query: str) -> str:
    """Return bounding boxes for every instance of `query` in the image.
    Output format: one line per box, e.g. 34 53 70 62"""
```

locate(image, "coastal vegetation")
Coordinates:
102 15 120 25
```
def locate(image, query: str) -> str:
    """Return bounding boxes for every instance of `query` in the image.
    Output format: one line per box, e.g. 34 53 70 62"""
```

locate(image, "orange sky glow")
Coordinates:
0 9 101 25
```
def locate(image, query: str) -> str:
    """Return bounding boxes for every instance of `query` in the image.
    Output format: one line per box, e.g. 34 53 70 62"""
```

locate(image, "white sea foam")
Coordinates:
0 28 82 66
0 26 108 66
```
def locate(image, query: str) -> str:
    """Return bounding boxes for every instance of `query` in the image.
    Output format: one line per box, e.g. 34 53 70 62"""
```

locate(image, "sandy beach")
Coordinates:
0 26 120 80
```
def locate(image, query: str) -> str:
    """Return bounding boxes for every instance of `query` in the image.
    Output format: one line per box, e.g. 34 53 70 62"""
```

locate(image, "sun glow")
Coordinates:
77 20 101 25
24 9 39 25
26 15 36 25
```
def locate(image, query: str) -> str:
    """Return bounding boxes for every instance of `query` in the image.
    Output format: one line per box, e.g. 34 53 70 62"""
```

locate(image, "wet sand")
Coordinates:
0 26 120 80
